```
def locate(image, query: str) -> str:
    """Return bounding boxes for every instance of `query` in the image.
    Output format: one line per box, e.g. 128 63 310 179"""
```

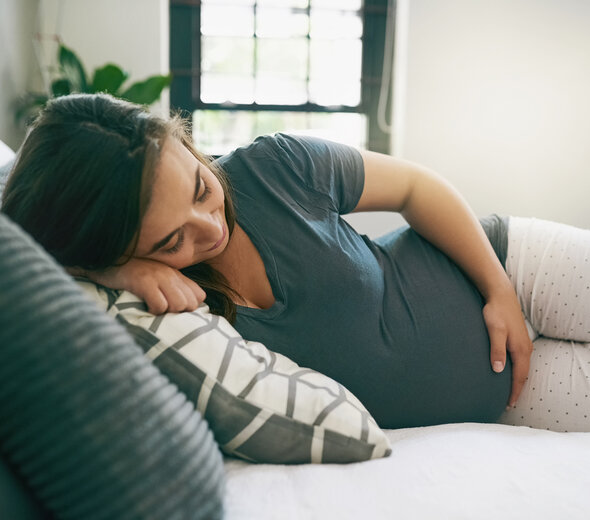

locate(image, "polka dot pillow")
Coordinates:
77 281 392 464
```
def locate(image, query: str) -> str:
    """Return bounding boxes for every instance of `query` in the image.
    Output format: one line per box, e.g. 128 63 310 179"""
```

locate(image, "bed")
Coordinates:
223 422 590 519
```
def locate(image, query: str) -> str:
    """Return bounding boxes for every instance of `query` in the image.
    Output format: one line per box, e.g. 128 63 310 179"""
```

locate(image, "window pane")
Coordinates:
309 79 361 106
257 38 308 79
311 0 361 9
193 110 255 156
258 0 308 7
308 112 366 148
202 0 255 6
310 8 363 39
193 0 369 154
201 5 254 36
202 37 254 75
254 111 308 136
255 77 308 104
201 73 255 104
193 109 366 156
256 8 309 38
309 39 362 80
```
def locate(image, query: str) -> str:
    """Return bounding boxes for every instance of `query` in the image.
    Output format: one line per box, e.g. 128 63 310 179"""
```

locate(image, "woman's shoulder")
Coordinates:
214 133 319 187
217 133 363 212
219 133 359 166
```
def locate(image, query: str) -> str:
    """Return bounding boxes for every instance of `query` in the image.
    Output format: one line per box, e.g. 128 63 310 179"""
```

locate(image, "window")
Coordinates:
170 0 393 155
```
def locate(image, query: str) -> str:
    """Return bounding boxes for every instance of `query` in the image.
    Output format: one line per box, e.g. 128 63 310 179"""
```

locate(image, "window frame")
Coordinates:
169 0 394 153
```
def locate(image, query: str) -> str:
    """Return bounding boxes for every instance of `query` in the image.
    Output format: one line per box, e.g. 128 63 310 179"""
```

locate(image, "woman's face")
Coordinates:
133 137 229 269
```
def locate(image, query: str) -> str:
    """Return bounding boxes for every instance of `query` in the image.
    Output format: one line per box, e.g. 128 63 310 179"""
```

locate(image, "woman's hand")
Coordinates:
70 258 206 314
482 286 533 408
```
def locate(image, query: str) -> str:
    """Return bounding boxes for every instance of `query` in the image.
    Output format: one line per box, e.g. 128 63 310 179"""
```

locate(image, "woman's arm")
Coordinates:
69 259 205 314
356 149 533 408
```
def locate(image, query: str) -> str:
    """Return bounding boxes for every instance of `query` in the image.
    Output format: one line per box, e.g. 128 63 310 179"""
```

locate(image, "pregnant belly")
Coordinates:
353 227 512 428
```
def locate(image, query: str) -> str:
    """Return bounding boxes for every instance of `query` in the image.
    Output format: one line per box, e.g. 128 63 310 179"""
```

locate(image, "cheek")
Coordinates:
176 247 197 269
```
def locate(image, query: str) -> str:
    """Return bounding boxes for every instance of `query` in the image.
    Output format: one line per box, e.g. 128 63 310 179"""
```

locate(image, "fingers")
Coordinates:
156 281 198 314
489 332 507 374
488 324 530 408
489 324 533 408
184 276 207 305
506 338 533 408
148 272 207 314
145 289 170 315
147 286 195 314
483 300 533 408
172 274 207 311
483 307 507 373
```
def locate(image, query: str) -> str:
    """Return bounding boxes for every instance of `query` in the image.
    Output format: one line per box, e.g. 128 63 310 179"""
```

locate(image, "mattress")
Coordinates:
223 422 590 519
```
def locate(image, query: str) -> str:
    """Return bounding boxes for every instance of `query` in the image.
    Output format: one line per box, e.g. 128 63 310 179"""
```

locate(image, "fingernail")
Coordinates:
493 361 504 372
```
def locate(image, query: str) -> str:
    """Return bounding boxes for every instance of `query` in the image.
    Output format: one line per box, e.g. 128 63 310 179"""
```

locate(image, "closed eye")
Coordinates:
193 164 212 204
163 228 185 254
197 184 211 202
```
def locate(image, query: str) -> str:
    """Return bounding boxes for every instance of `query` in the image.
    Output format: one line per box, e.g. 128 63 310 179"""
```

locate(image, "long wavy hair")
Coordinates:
2 93 240 322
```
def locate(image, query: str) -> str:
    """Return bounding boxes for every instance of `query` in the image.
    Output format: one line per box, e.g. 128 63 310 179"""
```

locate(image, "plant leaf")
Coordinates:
119 74 172 105
91 64 129 95
52 78 71 97
14 93 49 125
58 43 88 92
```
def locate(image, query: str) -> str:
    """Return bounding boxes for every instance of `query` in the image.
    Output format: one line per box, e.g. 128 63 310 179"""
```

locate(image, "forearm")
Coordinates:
357 149 513 300
401 167 512 300
66 258 205 314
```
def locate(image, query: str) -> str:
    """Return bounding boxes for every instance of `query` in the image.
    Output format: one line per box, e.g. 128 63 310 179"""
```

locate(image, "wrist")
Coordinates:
477 266 514 301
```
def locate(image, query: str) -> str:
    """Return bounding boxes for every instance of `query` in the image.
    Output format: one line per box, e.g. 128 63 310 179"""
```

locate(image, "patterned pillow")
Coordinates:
77 281 392 464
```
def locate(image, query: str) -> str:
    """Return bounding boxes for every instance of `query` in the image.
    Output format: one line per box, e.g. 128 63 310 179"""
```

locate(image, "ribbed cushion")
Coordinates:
0 213 224 520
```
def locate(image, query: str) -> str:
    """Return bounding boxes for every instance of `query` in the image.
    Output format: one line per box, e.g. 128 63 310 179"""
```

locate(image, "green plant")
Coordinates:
16 42 172 124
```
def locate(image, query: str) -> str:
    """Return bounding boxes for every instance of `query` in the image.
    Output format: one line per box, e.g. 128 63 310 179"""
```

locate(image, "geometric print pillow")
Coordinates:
77 281 391 464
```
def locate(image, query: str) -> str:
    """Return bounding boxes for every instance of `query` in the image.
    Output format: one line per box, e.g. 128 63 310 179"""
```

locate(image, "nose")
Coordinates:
187 208 222 243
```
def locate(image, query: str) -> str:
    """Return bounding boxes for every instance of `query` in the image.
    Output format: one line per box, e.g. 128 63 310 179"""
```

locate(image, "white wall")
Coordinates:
40 0 169 113
0 0 169 151
393 0 590 229
0 0 41 150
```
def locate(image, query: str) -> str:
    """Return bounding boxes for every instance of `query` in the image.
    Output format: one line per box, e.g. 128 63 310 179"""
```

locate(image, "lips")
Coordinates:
207 224 227 252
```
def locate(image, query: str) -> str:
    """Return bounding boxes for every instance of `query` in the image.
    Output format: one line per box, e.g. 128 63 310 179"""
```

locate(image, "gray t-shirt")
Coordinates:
217 133 511 429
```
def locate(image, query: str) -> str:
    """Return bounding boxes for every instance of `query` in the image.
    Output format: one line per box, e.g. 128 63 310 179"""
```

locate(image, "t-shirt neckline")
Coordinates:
234 214 286 320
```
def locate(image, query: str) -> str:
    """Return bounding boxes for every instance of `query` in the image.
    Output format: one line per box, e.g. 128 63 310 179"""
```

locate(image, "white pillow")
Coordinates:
77 281 392 464
0 140 15 167
0 140 15 202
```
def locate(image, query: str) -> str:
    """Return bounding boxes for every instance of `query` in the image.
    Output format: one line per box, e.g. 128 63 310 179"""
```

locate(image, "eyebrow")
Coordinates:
146 165 201 255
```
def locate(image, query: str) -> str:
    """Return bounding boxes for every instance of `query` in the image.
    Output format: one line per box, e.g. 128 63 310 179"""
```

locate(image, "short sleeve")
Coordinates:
219 133 365 215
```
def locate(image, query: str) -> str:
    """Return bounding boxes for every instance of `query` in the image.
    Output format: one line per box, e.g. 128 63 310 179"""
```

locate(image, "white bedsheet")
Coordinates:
223 422 590 519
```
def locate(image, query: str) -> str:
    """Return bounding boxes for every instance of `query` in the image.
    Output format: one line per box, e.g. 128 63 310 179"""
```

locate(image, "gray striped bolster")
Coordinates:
0 214 224 520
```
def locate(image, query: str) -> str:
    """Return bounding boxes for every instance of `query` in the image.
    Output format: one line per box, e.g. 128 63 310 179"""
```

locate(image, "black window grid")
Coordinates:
170 0 393 153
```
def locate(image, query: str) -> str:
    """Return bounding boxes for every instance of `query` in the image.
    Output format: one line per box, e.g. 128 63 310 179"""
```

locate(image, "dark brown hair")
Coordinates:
2 93 240 321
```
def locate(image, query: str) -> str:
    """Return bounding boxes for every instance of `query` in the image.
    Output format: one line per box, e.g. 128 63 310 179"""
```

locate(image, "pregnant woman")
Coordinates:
3 93 589 430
